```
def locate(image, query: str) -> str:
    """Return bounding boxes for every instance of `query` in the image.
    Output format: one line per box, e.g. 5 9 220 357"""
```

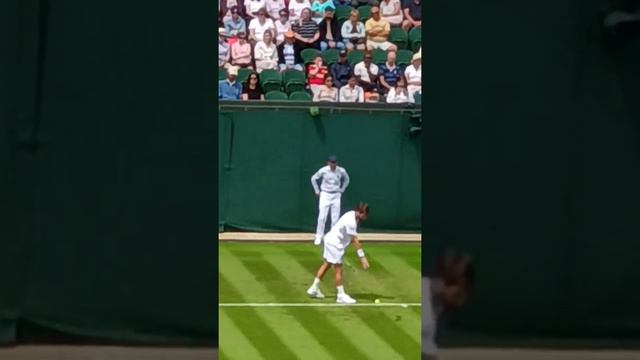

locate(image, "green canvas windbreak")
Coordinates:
218 103 422 233
1 0 217 345
424 0 640 345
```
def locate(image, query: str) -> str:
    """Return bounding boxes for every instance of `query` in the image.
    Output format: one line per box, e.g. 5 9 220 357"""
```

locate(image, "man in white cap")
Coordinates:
218 66 242 100
310 155 350 245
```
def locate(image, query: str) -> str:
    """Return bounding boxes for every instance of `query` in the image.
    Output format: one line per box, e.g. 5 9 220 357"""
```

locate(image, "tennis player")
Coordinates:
306 202 370 304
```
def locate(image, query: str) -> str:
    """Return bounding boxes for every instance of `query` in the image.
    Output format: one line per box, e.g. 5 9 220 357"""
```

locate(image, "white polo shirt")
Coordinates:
324 211 358 249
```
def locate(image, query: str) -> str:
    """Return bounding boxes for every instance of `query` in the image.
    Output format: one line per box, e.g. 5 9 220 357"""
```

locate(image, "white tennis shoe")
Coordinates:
337 294 357 304
307 286 325 299
314 237 322 245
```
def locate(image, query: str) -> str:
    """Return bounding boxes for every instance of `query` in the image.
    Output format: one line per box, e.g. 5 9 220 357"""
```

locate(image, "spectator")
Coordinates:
365 90 381 103
307 55 329 97
386 76 410 103
293 8 321 50
402 0 421 31
351 0 376 7
278 30 304 71
230 35 254 69
289 0 311 23
224 6 247 38
310 0 336 24
378 50 401 94
254 30 279 73
245 0 267 19
221 0 243 23
339 75 365 103
313 75 339 102
404 52 421 99
353 52 379 92
266 0 286 20
380 0 404 27
242 72 265 100
341 9 366 51
365 6 397 51
219 66 242 100
219 28 231 68
319 8 344 51
330 49 352 88
274 9 292 44
249 8 275 45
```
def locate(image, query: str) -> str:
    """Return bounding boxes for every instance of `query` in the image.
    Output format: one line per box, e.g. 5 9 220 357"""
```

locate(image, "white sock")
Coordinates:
337 285 345 295
312 277 321 288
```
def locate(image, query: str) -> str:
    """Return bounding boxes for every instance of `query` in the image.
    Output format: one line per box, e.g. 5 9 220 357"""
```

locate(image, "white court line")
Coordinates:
219 303 421 307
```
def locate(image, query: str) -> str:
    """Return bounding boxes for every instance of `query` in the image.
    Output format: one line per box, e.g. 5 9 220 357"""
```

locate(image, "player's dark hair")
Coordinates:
356 202 369 214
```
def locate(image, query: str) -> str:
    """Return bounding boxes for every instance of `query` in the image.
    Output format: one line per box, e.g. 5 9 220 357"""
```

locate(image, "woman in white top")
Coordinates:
313 76 339 102
254 30 279 73
307 203 370 304
386 76 411 103
380 0 403 26
405 52 421 99
245 0 267 19
288 0 311 23
266 0 286 20
248 8 275 45
341 9 366 51
274 9 292 45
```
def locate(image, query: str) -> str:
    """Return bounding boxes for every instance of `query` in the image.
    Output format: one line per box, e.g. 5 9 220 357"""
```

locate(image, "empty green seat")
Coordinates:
301 48 322 64
335 6 352 23
282 70 307 94
413 91 421 104
409 26 421 52
372 48 387 65
347 49 365 64
389 27 409 49
358 5 371 21
237 68 252 84
265 90 289 100
323 48 340 65
289 91 312 101
396 49 414 66
260 69 282 92
218 67 227 80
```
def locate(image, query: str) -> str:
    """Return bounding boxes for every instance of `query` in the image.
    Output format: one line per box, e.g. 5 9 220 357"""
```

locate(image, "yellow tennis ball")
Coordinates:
374 299 380 304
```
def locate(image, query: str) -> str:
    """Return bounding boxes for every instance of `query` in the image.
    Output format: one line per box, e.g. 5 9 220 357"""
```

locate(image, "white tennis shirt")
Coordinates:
324 211 358 250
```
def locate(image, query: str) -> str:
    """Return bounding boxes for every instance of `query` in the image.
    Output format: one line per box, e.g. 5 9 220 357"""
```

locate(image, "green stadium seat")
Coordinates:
396 49 414 66
282 70 307 94
358 5 372 21
218 67 226 81
265 90 289 100
409 26 421 52
260 69 282 93
335 6 352 23
413 91 421 104
372 48 387 65
323 48 340 65
237 68 252 84
301 48 322 64
389 27 409 50
347 49 365 64
289 91 312 101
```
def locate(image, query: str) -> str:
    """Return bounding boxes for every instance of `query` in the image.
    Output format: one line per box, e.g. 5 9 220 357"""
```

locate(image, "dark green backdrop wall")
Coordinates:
218 103 422 233
425 0 640 346
1 0 217 345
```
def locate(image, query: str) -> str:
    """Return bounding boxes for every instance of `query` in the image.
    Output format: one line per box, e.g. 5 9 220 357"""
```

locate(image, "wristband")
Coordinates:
357 249 365 258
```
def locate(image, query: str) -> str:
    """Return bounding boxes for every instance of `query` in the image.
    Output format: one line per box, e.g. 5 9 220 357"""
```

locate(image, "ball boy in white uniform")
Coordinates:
310 155 350 245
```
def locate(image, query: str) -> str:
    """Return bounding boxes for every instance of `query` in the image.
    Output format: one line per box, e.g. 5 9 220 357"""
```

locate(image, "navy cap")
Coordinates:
328 155 337 162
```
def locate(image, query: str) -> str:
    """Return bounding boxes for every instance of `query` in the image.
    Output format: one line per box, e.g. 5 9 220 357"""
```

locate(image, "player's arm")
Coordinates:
340 168 350 192
310 168 322 195
352 236 369 270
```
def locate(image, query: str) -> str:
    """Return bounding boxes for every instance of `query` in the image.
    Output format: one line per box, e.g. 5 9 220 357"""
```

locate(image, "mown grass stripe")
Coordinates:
231 249 370 360
219 274 298 360
219 247 279 303
219 308 263 360
350 307 421 359
388 247 422 273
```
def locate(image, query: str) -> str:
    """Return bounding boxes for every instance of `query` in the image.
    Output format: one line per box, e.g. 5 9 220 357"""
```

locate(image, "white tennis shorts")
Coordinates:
323 241 345 264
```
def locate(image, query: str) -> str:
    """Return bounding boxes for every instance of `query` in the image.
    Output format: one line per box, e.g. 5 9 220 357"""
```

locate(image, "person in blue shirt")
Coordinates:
219 66 242 100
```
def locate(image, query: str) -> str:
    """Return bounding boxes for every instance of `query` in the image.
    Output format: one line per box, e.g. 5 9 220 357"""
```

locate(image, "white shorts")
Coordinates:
323 241 345 264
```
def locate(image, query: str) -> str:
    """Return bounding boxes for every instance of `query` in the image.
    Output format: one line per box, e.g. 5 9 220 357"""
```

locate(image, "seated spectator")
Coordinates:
224 6 247 38
405 52 421 98
230 35 254 69
314 75 339 102
245 0 267 19
365 90 381 103
365 6 397 51
311 0 336 24
278 30 304 71
330 49 352 88
351 0 376 7
386 76 410 103
339 75 365 103
274 9 292 44
402 0 421 31
307 55 329 97
288 0 311 23
319 8 345 51
242 72 265 100
254 30 279 73
219 28 231 68
341 9 366 51
353 52 379 92
293 8 320 50
249 8 275 45
378 50 401 94
380 0 404 27
266 0 286 20
221 0 243 24
219 66 242 100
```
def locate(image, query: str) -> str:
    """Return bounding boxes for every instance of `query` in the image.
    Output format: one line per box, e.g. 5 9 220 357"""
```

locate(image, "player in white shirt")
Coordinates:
306 202 370 304
423 251 474 359
310 155 350 245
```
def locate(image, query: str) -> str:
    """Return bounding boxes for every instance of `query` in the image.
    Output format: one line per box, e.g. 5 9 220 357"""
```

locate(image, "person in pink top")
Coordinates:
230 35 254 69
